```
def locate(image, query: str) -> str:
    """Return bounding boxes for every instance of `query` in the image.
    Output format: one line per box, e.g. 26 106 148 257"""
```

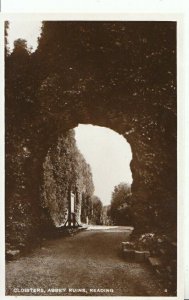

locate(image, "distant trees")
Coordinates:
101 205 112 226
110 183 132 226
90 196 103 225
13 38 28 53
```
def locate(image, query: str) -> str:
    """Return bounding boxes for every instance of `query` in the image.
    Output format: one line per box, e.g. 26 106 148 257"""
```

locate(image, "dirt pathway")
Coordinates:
6 226 165 296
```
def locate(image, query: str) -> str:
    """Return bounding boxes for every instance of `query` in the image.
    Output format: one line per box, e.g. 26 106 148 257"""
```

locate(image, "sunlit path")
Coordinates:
6 227 164 297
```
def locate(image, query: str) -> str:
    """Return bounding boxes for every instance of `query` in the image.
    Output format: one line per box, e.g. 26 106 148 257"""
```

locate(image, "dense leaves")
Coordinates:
91 196 103 225
43 130 94 226
110 183 132 226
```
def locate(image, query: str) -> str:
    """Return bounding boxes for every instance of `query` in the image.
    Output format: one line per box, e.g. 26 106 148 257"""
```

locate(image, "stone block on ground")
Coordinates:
148 257 162 268
123 249 135 260
134 251 145 262
122 242 134 251
157 238 163 243
6 249 20 260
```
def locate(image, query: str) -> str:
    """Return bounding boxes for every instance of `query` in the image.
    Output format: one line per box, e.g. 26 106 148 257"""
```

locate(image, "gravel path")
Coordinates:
6 226 165 296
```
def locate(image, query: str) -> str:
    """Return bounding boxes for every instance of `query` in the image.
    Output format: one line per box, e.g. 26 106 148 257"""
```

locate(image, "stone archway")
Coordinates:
5 21 177 247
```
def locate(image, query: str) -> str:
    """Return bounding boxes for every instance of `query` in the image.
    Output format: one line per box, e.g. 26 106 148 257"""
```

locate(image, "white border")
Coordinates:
0 10 187 300
0 10 5 300
0 0 187 14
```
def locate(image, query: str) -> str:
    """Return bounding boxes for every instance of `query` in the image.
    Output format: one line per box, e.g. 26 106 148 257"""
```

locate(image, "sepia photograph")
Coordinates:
4 18 178 297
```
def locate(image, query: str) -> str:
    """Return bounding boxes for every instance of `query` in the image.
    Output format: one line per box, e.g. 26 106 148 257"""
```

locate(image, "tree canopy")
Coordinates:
91 196 103 225
110 182 132 225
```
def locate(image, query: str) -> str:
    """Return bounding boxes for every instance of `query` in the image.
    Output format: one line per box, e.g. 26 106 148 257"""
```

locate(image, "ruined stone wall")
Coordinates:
5 21 177 248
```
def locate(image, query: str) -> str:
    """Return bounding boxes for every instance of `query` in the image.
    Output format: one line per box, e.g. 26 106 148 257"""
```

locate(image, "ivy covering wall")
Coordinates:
42 130 94 226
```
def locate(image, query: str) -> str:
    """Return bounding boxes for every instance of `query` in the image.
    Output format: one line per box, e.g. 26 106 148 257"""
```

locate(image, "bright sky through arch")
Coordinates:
75 124 133 206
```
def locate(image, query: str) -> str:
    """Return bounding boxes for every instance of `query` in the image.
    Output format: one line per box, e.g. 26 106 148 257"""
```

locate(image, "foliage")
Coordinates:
101 205 112 225
90 196 103 225
13 39 29 52
43 129 94 226
110 182 132 225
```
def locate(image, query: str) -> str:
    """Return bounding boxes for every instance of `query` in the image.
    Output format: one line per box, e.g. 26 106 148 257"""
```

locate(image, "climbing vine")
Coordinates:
42 130 94 226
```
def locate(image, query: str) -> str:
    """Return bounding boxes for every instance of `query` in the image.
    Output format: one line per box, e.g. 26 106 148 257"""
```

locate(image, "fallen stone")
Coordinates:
158 238 163 243
123 249 135 260
135 251 145 262
6 249 20 260
148 257 162 268
122 242 133 251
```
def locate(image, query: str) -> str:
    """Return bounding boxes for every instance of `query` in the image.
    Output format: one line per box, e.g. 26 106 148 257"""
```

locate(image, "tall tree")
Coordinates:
90 196 103 225
110 183 132 225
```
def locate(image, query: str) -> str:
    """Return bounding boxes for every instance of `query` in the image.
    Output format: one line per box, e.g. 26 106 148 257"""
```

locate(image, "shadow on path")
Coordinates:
6 226 164 296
